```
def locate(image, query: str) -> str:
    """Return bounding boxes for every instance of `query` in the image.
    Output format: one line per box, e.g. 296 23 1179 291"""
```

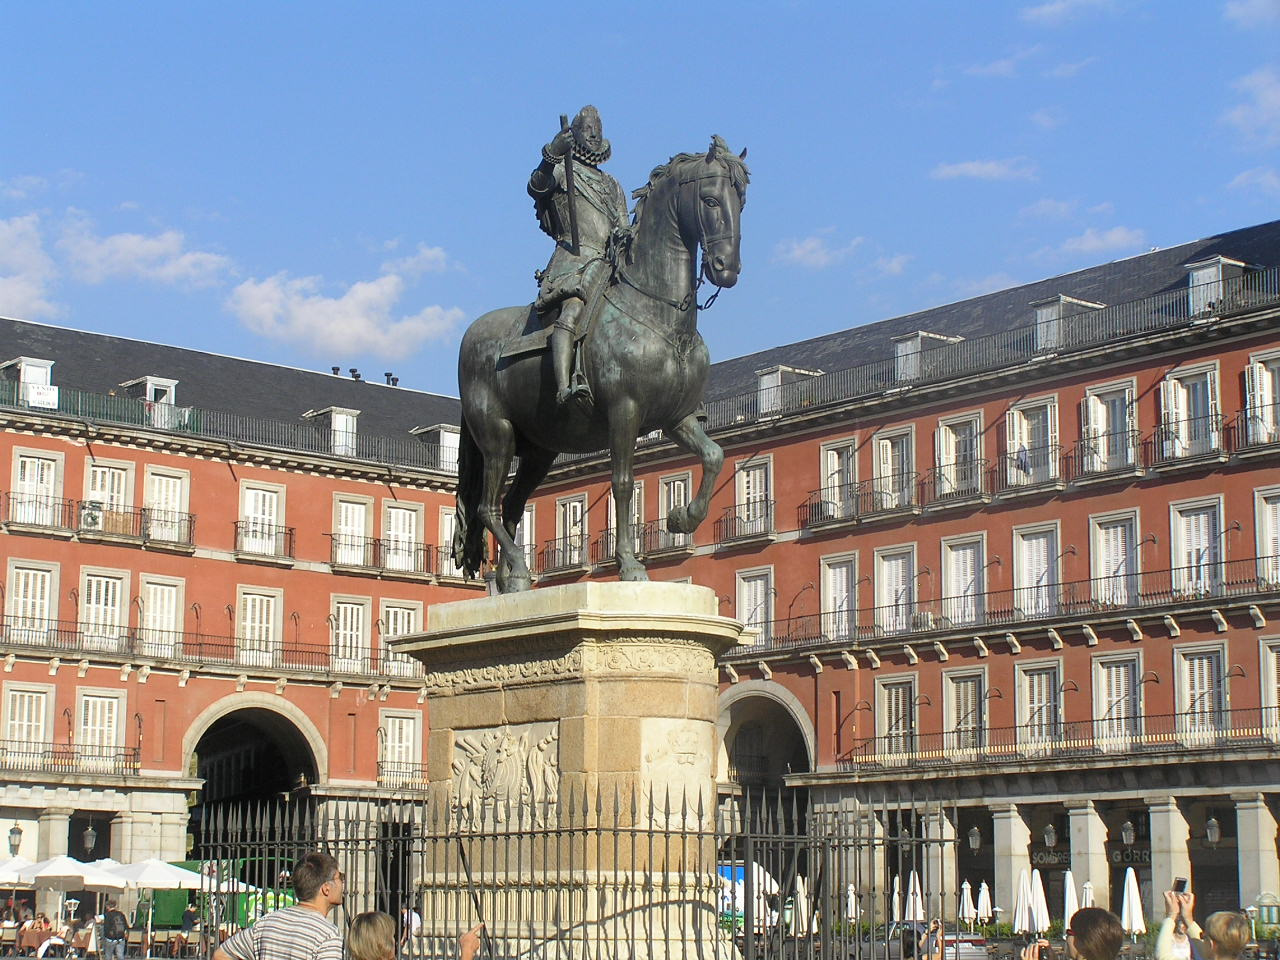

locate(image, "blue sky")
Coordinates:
2 0 1278 398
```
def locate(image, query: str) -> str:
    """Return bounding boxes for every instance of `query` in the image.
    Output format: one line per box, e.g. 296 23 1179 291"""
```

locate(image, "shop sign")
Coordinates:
1108 847 1151 865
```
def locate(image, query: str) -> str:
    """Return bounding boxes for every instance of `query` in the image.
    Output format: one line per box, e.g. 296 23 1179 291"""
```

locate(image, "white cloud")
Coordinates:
1225 0 1280 26
1031 107 1065 129
1020 198 1075 219
773 232 864 269
1060 225 1145 254
1088 201 1115 215
1229 166 1280 194
227 272 465 359
1044 57 1097 78
0 214 59 320
873 254 913 276
1 176 48 201
965 46 1041 78
931 158 1038 181
1224 67 1280 146
1020 0 1114 25
60 211 232 287
380 242 450 278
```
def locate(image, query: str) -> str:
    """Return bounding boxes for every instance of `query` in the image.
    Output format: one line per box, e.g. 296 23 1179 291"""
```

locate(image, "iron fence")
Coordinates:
539 536 588 574
235 520 296 559
329 535 432 575
715 500 776 544
194 788 963 960
0 738 139 775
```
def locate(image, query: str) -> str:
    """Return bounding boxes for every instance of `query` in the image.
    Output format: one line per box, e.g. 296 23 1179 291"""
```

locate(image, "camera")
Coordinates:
1173 877 1188 894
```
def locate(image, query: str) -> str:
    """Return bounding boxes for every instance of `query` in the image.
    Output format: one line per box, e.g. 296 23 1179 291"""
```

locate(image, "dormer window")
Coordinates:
305 406 360 457
892 332 961 382
1029 295 1104 352
121 376 180 427
411 423 460 471
1 357 57 409
755 364 822 415
1186 256 1247 316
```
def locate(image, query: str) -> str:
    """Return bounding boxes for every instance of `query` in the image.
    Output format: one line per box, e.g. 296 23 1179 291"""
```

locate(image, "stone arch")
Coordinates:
182 692 328 787
717 680 816 781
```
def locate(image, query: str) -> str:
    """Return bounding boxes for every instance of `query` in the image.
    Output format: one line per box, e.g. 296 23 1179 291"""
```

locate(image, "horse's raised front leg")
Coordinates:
608 400 648 582
664 413 724 534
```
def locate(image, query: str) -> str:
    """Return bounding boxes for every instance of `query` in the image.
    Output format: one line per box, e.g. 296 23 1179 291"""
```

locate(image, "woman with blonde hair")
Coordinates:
347 911 483 960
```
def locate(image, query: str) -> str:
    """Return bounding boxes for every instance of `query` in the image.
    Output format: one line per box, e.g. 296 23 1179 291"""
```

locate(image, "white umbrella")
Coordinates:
976 881 993 923
959 880 978 929
790 874 816 936
109 859 205 890
18 856 127 892
1012 869 1033 935
1063 871 1079 928
1120 867 1145 936
0 856 33 887
906 870 926 924
1080 881 1094 908
1030 870 1051 935
892 875 902 922
846 883 860 922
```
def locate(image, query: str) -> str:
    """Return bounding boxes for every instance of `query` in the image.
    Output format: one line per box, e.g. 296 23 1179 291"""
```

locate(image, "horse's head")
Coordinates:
679 136 749 289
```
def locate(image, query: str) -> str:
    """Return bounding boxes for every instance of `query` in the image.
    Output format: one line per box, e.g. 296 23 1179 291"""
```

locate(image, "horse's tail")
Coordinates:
452 417 488 578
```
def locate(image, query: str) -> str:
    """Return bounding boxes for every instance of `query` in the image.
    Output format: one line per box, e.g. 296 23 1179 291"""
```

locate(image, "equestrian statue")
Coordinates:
453 106 749 592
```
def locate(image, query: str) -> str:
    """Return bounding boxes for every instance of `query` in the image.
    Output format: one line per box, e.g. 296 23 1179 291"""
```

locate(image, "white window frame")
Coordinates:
1012 520 1061 618
1158 361 1221 460
658 473 693 549
142 466 190 542
438 505 464 575
1255 484 1280 585
1081 378 1138 473
553 495 587 566
935 411 983 496
734 456 773 536
78 565 129 652
332 494 374 566
1015 657 1063 752
2 681 55 746
872 427 914 509
1090 508 1141 607
76 686 126 753
820 437 858 494
875 673 918 758
820 551 858 641
874 542 917 634
138 573 184 657
382 500 425 574
736 566 774 640
941 533 986 626
10 447 65 525
1092 652 1142 751
379 709 424 783
1174 641 1227 741
1259 636 1280 740
239 480 287 554
82 456 135 509
236 585 283 667
1169 495 1224 596
331 594 372 672
379 599 423 676
942 668 987 755
1004 395 1059 486
6 558 60 631
1244 348 1280 445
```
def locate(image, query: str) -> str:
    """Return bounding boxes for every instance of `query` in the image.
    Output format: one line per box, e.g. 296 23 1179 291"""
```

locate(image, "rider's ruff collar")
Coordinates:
572 138 611 167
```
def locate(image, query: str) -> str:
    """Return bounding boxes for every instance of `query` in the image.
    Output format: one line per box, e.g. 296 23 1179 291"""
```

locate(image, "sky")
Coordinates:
2 0 1279 400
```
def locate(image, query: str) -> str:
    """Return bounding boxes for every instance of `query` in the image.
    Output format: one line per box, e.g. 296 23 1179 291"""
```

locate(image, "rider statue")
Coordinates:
528 105 629 405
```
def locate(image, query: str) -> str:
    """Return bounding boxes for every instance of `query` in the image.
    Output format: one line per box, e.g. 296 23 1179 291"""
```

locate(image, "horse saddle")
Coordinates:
498 280 608 361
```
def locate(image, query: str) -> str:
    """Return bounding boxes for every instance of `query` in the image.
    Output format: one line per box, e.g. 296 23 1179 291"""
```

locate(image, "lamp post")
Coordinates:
82 821 97 855
1205 817 1222 847
1120 820 1136 847
7 822 20 857
1044 823 1058 850
968 826 982 853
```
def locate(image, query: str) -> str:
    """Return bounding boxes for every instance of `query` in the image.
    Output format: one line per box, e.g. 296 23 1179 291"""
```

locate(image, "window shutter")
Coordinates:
384 716 417 765
1245 363 1275 443
949 675 982 749
146 473 184 540
142 581 180 652
739 573 771 630
1081 397 1101 471
10 566 52 624
1098 659 1137 744
1161 379 1186 458
240 593 276 648
1181 649 1223 732
1262 495 1280 583
1023 666 1059 742
333 602 364 661
82 574 123 636
79 694 118 748
1017 530 1055 616
1005 409 1026 485
1205 369 1220 447
87 465 127 510
878 551 914 632
883 680 915 750
1123 387 1138 456
945 540 982 624
6 689 46 742
876 438 893 485
16 455 55 497
824 558 855 638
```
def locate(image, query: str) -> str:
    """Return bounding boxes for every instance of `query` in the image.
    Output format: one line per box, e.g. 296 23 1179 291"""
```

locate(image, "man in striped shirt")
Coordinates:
213 852 344 960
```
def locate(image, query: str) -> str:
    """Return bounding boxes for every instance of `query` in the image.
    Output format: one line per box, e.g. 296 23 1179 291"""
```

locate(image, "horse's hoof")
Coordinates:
666 505 694 534
497 572 533 593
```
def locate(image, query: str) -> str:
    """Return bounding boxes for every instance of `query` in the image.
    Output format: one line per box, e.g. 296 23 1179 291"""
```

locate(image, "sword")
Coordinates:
559 113 580 257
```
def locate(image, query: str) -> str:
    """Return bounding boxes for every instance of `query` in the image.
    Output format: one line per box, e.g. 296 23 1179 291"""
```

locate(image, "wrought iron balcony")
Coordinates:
539 535 588 575
377 760 429 790
1145 414 1227 467
837 706 1280 773
714 500 775 545
235 520 296 559
0 492 75 531
995 444 1063 493
0 738 140 776
1065 429 1141 480
920 459 992 507
143 508 196 545
328 534 431 575
739 554 1280 656
435 544 470 580
589 527 646 565
1233 402 1280 452
77 501 145 538
798 484 861 529
638 517 694 555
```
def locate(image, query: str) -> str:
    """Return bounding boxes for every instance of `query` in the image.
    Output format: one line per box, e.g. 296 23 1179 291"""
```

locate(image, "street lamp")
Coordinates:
1120 820 1136 846
968 826 982 853
7 822 20 856
82 821 97 855
1044 823 1058 850
1205 817 1222 847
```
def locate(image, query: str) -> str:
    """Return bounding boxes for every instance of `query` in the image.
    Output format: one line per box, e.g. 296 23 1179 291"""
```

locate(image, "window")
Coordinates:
1014 526 1059 617
658 475 691 549
942 537 985 626
238 589 280 667
512 505 536 568
822 554 858 641
935 415 981 496
1080 384 1137 473
7 562 55 638
555 496 586 565
757 367 781 414
895 337 920 381
1005 399 1059 486
1177 647 1225 738
1018 663 1061 750
381 712 422 785
331 409 359 456
1172 500 1222 595
11 452 60 525
1263 642 1280 736
873 431 914 509
126 377 180 428
1093 513 1138 606
2 357 57 408
1186 257 1244 315
383 504 422 573
84 461 132 535
1094 656 1139 750
735 460 772 536
81 570 126 650
1160 368 1220 459
878 678 916 755
439 507 464 575
139 577 182 657
333 498 371 566
78 690 122 770
875 546 915 634
737 568 773 640
144 469 188 543
1244 356 1280 445
240 485 284 555
4 687 48 744
945 672 985 752
380 602 421 676
1258 489 1280 585
332 598 370 671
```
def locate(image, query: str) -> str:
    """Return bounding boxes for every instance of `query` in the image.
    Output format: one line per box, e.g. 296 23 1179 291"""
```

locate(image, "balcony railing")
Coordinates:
743 554 1280 654
920 459 991 506
1 492 75 530
77 501 145 538
0 615 425 677
799 484 861 529
235 520 296 559
862 473 920 517
434 544 469 579
0 738 140 776
328 534 431 575
638 518 694 554
0 380 459 474
1146 414 1226 466
377 760 429 790
714 500 775 544
1065 429 1141 480
703 266 1280 431
144 508 196 545
539 535 588 574
837 706 1280 772
2 492 196 545
1233 401 1280 451
995 444 1063 492
590 527 646 565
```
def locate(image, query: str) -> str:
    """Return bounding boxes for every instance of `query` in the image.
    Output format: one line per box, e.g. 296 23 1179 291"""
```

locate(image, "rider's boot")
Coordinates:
551 303 590 405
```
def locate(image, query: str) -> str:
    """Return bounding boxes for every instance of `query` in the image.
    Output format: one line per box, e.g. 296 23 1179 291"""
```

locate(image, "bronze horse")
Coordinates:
454 137 749 592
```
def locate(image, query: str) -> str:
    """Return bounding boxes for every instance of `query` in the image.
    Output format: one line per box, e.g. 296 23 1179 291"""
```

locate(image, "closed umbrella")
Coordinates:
976 881 993 924
1012 869 1033 935
892 875 902 923
959 880 978 930
1030 870 1051 935
790 874 816 936
846 883 860 922
1063 871 1079 928
1080 881 1094 908
1120 868 1145 937
906 870 926 924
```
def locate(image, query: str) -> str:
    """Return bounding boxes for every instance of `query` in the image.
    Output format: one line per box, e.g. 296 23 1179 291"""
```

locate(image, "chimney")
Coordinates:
391 377 400 387
331 366 340 376
384 372 394 385
349 368 361 381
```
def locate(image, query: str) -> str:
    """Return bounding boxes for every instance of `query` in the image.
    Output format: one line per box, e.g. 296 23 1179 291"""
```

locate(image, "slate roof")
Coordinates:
0 316 461 441
702 217 1280 401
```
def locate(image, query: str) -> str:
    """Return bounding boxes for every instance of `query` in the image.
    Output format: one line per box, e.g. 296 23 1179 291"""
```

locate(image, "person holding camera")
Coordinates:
1021 908 1125 960
919 918 945 960
1156 886 1251 960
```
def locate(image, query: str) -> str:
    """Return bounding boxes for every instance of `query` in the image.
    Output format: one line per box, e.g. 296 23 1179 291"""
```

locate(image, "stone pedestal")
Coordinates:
395 582 746 960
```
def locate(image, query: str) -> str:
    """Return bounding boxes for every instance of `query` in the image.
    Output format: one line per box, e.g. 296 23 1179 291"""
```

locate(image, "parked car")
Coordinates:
863 922 987 960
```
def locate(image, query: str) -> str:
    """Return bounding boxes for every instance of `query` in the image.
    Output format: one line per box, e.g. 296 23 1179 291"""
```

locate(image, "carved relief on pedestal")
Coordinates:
450 722 560 825
640 718 713 827
423 648 582 691
585 636 716 679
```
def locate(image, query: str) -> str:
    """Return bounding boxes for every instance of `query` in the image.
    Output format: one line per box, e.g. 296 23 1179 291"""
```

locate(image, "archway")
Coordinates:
719 682 815 789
